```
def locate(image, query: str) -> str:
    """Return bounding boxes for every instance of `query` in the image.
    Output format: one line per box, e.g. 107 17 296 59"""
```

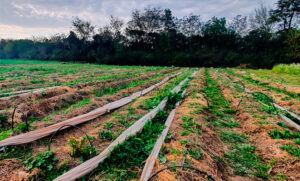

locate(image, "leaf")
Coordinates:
159 155 167 163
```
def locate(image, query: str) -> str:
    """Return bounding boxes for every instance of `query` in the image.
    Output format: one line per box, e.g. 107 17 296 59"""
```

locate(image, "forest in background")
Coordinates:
0 0 299 68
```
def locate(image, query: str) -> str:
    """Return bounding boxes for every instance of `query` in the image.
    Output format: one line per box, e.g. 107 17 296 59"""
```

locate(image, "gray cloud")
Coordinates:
0 0 277 39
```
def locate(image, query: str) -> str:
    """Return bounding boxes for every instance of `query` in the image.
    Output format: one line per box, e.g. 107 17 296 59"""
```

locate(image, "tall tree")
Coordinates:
72 17 95 41
109 16 124 39
269 0 300 32
249 4 273 32
229 15 248 36
176 14 202 36
163 9 176 31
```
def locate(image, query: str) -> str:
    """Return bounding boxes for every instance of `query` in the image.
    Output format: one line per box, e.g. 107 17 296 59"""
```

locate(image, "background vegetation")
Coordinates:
0 0 299 68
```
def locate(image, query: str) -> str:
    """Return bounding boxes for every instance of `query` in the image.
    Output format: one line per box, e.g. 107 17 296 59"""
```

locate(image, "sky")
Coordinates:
0 0 278 39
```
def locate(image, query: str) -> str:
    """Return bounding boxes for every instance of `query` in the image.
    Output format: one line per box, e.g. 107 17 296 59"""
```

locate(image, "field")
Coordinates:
0 60 299 181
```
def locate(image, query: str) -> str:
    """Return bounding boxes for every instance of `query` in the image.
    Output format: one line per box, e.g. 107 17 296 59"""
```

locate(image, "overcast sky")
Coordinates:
0 0 278 39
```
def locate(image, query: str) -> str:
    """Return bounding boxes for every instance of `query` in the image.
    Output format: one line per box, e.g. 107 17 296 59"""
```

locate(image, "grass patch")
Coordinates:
225 145 271 178
280 145 300 158
220 132 248 144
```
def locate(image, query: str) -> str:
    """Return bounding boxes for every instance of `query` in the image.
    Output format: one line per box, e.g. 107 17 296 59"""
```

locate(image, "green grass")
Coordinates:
227 69 300 100
220 132 249 143
269 130 300 139
280 145 300 158
225 145 271 178
272 63 300 75
0 59 59 65
60 99 91 114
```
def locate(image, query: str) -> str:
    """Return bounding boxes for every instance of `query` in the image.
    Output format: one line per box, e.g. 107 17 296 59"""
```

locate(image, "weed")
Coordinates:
68 136 97 161
258 121 270 125
17 123 31 133
105 122 114 130
0 146 32 161
166 92 182 110
99 130 113 141
277 174 288 180
0 114 9 131
54 105 60 111
24 151 58 171
159 154 167 163
187 148 203 160
251 93 278 114
181 130 190 136
280 145 300 158
165 131 174 143
220 132 248 144
180 139 189 145
213 120 239 128
41 91 47 96
225 145 270 178
89 110 168 180
269 158 277 165
295 138 300 145
269 130 300 139
277 122 288 128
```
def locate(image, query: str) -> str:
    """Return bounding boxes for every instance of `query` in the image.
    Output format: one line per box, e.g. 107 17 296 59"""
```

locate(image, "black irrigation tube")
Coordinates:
48 124 94 151
148 166 215 181
11 106 28 132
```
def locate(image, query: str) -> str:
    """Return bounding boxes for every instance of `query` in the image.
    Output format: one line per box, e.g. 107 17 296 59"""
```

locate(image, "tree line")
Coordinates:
0 0 299 68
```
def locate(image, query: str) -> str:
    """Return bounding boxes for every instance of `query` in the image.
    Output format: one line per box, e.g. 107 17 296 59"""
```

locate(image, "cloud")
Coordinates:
0 0 277 39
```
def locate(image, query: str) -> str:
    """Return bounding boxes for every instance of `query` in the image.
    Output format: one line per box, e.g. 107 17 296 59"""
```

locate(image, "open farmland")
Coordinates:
0 61 300 181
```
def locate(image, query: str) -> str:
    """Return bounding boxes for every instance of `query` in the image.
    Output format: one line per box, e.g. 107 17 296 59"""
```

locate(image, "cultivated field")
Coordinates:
0 60 299 181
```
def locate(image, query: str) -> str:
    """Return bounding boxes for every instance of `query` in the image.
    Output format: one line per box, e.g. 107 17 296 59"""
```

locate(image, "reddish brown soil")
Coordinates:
224 71 300 117
152 70 230 181
0 159 30 181
0 69 180 131
27 71 187 171
214 70 300 180
235 70 300 94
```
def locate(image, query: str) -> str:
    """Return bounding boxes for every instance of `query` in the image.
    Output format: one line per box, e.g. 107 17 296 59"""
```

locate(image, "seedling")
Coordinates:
99 130 113 141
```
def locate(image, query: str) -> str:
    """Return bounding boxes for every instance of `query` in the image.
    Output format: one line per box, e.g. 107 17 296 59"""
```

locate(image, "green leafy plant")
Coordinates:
220 132 248 144
68 136 97 161
24 151 58 171
225 145 270 178
105 122 114 130
0 114 9 131
187 148 203 160
269 130 300 139
181 130 189 136
166 92 182 109
280 145 300 158
90 110 168 180
277 122 288 128
99 130 113 141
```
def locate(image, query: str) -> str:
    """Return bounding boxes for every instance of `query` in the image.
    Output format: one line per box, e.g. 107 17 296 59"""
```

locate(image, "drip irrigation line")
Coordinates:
54 71 195 181
219 72 300 130
181 150 188 170
48 124 94 151
0 71 182 148
236 96 245 109
11 106 28 132
147 165 215 181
